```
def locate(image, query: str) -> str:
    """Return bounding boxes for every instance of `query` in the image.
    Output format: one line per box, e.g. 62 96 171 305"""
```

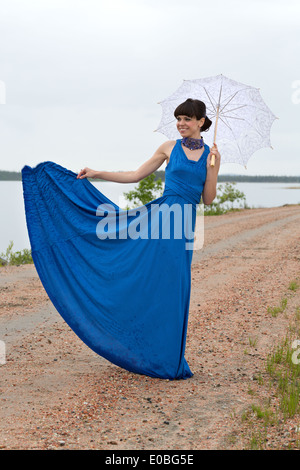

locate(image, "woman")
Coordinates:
22 98 221 380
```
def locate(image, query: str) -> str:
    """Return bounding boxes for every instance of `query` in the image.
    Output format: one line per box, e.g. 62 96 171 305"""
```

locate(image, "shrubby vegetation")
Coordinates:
0 241 33 266
124 176 248 215
123 174 164 208
202 182 248 215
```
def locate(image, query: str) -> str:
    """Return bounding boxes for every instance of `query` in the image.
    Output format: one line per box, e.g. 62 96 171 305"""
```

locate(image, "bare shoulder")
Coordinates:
157 140 177 164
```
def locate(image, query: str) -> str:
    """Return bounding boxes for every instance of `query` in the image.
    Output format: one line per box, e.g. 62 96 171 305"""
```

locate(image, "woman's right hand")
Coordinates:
77 167 97 179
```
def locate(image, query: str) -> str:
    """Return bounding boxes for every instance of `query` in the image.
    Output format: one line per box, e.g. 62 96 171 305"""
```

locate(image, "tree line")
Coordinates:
153 171 300 183
1 169 300 183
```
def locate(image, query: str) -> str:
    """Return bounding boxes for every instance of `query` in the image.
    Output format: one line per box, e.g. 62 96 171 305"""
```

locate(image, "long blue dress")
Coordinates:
21 139 210 380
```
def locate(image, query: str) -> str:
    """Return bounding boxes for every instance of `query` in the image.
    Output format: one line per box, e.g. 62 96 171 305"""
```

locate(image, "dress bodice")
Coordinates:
163 139 210 205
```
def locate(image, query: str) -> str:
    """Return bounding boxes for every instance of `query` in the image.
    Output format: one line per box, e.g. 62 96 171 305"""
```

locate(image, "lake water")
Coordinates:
0 181 299 253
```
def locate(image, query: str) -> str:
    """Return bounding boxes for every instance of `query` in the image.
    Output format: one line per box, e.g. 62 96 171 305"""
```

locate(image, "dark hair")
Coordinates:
174 98 212 132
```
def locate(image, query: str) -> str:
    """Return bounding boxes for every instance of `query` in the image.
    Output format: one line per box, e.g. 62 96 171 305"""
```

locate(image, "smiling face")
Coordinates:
176 115 205 139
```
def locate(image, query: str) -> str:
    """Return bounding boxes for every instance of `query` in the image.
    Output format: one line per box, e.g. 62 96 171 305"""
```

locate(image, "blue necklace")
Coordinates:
182 136 204 151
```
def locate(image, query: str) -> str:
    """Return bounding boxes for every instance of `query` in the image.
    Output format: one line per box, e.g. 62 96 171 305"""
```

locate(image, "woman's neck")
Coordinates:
189 133 202 140
183 135 202 141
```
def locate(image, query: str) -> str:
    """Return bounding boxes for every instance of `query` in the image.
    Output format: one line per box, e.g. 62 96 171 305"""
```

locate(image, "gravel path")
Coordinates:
0 204 299 450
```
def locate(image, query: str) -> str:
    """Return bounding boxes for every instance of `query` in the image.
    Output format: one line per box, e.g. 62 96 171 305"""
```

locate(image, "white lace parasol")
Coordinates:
156 74 278 168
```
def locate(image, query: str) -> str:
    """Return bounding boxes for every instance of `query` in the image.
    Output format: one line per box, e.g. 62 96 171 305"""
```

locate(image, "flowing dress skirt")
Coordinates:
22 161 196 379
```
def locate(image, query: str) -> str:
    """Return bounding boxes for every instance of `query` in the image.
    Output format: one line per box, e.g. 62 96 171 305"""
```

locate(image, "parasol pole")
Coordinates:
210 82 222 167
210 105 219 167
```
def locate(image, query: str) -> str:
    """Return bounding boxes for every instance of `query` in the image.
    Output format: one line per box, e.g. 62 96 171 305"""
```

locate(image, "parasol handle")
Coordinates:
210 105 220 167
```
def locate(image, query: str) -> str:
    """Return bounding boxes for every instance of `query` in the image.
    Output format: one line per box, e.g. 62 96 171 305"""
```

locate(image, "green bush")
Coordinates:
123 178 247 215
123 174 164 208
202 182 248 215
0 240 33 266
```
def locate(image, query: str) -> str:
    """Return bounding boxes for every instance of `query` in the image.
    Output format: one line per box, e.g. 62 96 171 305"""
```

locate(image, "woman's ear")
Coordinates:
199 117 205 128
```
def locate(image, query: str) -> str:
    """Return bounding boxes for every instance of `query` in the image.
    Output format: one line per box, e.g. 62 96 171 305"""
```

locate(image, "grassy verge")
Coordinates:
228 278 300 449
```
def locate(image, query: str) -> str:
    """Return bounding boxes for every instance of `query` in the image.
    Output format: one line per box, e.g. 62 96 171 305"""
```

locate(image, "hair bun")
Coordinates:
174 99 212 133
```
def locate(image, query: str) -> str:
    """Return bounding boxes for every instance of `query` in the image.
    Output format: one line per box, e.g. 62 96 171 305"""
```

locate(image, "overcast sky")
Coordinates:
0 0 299 175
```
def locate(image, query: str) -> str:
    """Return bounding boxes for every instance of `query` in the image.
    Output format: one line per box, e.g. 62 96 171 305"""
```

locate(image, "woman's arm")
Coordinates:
202 143 221 205
77 141 175 183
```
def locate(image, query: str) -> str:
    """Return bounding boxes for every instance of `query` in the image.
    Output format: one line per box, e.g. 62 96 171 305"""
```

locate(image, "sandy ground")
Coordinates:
0 204 299 450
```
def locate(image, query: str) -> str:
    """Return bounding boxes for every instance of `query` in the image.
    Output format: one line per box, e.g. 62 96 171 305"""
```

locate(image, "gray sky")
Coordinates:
0 0 299 175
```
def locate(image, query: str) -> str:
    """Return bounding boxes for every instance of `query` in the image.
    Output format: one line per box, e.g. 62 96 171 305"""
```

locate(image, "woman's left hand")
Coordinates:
207 143 221 174
77 167 97 179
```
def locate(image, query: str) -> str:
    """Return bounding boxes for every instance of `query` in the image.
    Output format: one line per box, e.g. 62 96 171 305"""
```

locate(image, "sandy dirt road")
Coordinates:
0 204 299 450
